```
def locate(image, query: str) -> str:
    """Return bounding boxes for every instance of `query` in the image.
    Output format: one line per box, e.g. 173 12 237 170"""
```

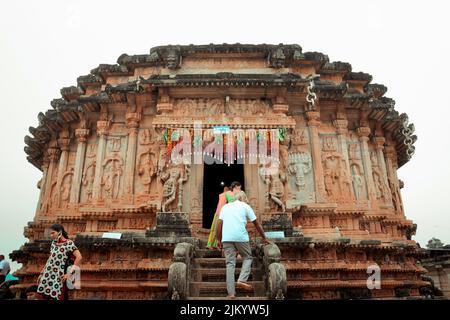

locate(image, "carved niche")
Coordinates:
60 167 74 208
370 150 392 205
279 128 314 209
321 135 353 203
347 134 368 202
101 137 126 200
81 143 97 203
136 127 160 194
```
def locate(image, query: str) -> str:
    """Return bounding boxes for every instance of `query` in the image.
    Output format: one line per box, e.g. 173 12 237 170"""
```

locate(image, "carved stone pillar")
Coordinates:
124 112 141 201
357 126 377 207
384 143 404 215
334 118 352 176
43 143 60 213
56 134 71 207
36 154 50 214
92 120 109 202
70 128 90 204
373 136 393 207
306 111 326 202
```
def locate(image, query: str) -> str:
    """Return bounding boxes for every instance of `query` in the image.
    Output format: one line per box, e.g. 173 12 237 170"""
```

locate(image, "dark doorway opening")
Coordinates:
202 160 245 229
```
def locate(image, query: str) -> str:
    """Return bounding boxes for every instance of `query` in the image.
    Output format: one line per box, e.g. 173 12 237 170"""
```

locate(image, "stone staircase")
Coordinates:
187 242 268 300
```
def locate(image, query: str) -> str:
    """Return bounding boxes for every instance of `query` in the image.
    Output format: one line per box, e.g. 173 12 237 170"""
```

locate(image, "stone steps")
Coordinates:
193 257 245 268
189 281 267 298
194 249 223 258
191 267 260 282
186 243 268 299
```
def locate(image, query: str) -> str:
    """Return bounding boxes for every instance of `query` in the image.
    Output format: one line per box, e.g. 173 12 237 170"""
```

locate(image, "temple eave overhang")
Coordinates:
24 44 417 171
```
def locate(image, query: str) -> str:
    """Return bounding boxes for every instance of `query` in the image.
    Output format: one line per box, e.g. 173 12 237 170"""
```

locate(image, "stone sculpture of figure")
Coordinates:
138 151 157 193
82 161 96 201
101 156 124 199
370 151 379 167
287 152 312 192
373 171 384 201
60 169 74 205
340 159 354 200
279 144 289 170
48 182 58 211
166 47 181 69
259 163 286 212
291 129 308 153
388 176 403 213
139 129 152 145
351 164 363 201
160 164 190 212
138 128 159 193
157 136 169 176
322 152 341 199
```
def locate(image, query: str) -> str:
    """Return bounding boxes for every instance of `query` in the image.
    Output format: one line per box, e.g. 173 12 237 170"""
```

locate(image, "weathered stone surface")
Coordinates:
12 43 425 300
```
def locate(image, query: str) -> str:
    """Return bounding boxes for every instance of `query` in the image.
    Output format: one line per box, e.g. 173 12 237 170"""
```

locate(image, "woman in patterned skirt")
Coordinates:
37 224 82 300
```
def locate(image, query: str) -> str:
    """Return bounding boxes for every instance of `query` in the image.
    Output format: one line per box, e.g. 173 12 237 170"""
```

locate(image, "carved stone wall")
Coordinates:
15 44 421 300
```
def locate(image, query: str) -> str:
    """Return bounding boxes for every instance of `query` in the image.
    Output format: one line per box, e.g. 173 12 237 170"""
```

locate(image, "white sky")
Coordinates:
1 0 449 271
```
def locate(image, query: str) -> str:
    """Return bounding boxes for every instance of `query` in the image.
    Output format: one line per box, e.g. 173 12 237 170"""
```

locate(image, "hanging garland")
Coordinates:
161 127 288 160
167 128 173 159
278 127 286 142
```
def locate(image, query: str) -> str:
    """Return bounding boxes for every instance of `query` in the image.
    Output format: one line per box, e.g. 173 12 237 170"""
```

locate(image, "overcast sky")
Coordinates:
1 0 449 271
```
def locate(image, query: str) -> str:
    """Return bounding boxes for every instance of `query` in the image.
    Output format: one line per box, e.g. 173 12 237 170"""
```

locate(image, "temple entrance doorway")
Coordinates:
202 159 245 229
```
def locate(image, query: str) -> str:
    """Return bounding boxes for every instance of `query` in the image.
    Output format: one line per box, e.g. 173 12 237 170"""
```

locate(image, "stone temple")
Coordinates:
11 44 429 300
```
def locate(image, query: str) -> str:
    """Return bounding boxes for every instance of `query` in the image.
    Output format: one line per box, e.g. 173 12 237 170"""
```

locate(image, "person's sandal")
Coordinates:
236 281 253 291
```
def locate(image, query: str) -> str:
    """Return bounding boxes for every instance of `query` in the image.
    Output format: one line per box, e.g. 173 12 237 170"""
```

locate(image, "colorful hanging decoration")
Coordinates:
278 127 286 142
167 128 173 160
223 134 227 163
236 130 244 160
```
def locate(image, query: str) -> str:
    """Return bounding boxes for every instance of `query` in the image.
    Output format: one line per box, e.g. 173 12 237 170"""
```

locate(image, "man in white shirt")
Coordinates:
216 190 270 299
0 254 11 284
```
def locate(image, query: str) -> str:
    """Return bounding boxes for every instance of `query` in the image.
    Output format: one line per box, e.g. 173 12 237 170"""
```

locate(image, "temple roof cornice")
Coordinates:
24 44 416 170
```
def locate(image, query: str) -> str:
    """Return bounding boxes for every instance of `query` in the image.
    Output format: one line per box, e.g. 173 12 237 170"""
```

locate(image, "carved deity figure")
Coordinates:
259 163 286 212
322 152 341 199
370 151 379 167
160 164 190 212
82 161 96 201
47 182 58 211
101 156 124 199
388 176 403 213
138 128 160 193
287 152 312 191
373 171 385 201
340 159 354 200
351 164 364 201
291 129 308 153
225 99 269 116
60 169 74 206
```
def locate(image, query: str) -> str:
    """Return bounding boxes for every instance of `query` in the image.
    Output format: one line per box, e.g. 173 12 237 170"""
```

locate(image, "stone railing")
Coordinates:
257 242 287 299
167 242 194 299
